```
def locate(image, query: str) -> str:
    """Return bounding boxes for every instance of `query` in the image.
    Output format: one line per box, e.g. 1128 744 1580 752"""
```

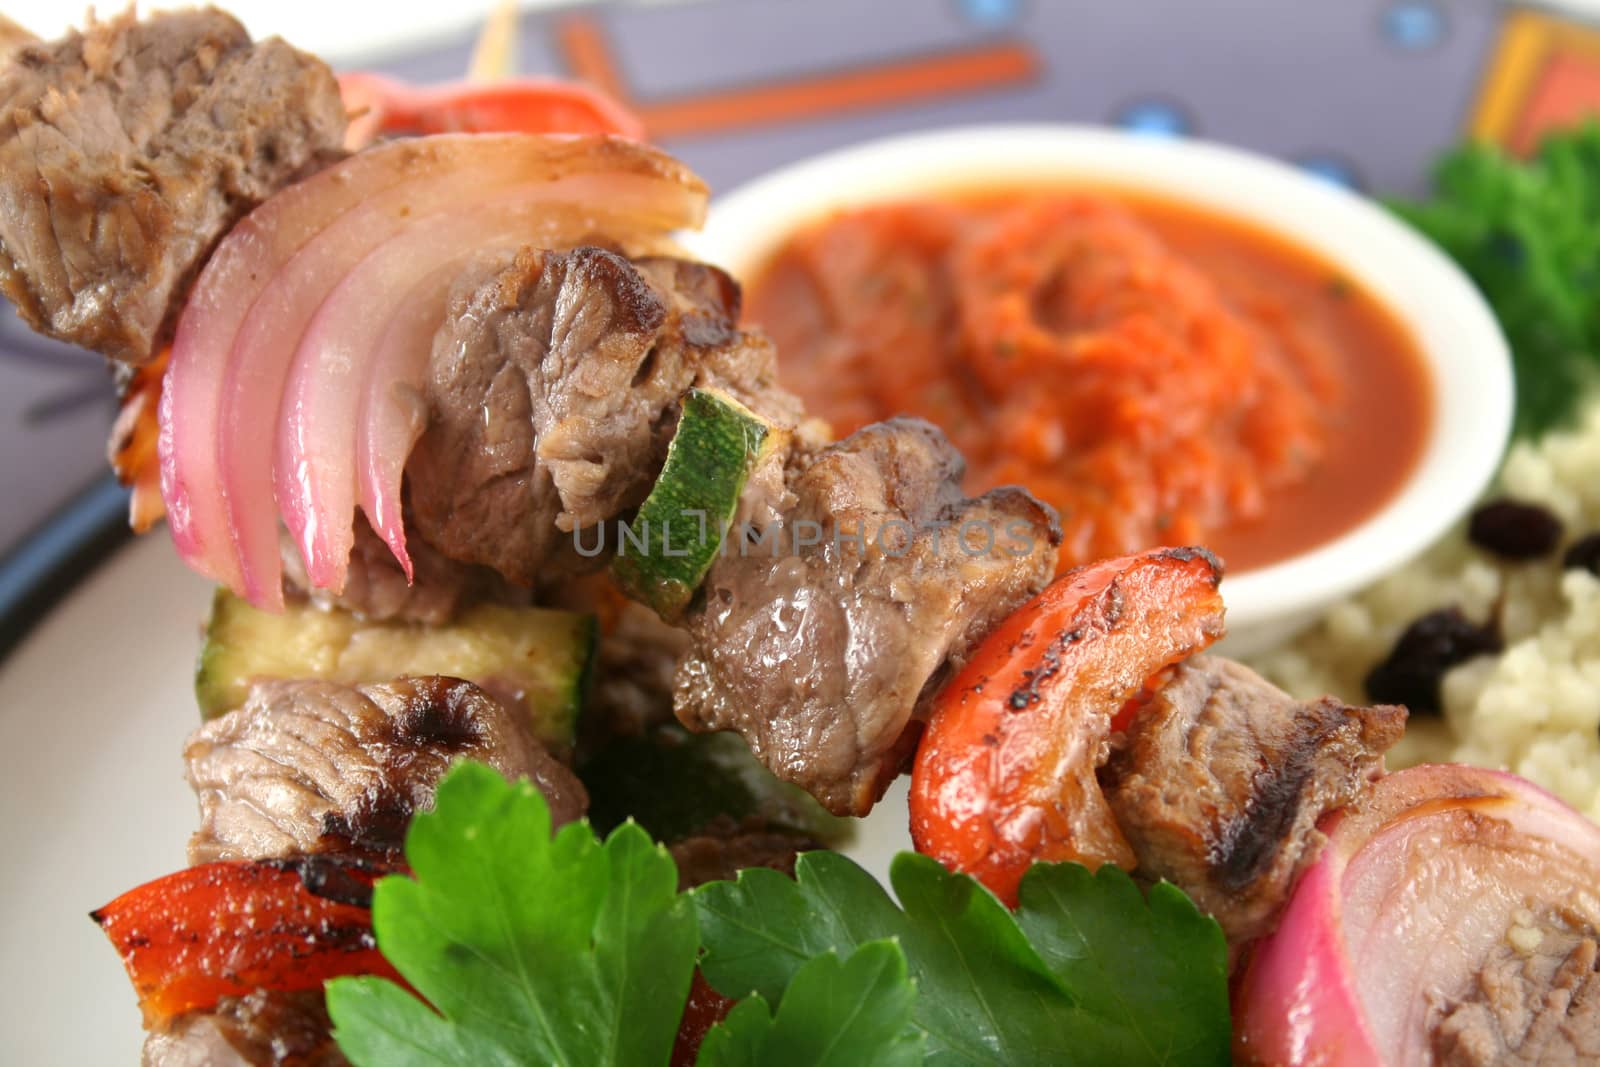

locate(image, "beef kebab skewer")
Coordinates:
5 10 1599 1067
5 8 1062 820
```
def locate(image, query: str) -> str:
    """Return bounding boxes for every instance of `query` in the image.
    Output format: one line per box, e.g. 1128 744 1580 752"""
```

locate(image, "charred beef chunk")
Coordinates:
184 675 585 864
1434 923 1600 1066
141 988 344 1067
0 9 346 364
0 17 35 66
584 600 693 742
1103 656 1405 944
675 418 1061 816
408 246 802 586
669 815 818 892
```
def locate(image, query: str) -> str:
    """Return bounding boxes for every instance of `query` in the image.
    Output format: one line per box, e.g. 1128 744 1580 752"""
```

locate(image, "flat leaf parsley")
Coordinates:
328 761 1229 1066
1391 122 1600 437
327 763 698 1066
695 852 1229 1065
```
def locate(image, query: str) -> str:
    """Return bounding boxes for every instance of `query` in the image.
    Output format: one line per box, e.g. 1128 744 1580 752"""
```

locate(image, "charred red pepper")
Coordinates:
909 547 1226 905
107 345 168 532
339 72 645 150
91 857 401 1027
670 969 737 1067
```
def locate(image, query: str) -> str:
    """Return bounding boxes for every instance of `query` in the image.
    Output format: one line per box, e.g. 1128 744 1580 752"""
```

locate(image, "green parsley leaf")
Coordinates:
695 941 924 1067
1014 864 1230 1066
326 762 699 1067
328 761 1230 1067
1390 121 1600 437
693 851 1229 1066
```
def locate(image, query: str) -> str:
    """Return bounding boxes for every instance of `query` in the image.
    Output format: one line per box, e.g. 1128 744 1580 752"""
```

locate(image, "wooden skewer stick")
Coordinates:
466 0 519 82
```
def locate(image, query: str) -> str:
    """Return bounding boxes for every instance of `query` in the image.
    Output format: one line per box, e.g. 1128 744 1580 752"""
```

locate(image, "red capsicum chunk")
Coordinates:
91 858 401 1027
339 72 645 150
909 547 1227 905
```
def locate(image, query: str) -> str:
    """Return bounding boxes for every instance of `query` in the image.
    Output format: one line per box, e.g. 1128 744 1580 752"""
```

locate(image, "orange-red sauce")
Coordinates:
746 190 1432 574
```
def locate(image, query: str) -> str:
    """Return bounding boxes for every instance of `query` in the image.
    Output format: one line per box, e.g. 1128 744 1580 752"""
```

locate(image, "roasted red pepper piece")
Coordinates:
108 346 169 532
670 969 737 1067
909 547 1226 905
91 858 401 1027
339 72 645 150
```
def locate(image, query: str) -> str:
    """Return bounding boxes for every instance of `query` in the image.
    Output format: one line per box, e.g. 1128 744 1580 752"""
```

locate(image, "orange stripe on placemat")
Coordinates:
556 13 1038 140
1470 8 1556 146
557 14 630 102
640 44 1038 138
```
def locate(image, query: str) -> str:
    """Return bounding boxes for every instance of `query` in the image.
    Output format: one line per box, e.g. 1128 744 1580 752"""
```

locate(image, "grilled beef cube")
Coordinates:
582 600 694 743
675 418 1061 816
407 246 803 586
0 16 33 65
0 8 346 363
1102 655 1405 944
669 815 819 892
185 675 585 864
141 988 345 1067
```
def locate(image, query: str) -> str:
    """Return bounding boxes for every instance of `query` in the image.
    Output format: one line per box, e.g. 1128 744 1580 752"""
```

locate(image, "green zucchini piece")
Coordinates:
581 725 853 847
195 590 596 753
612 387 784 620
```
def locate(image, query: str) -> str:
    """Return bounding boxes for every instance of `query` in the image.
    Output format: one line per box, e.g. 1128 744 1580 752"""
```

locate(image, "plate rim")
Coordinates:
0 474 131 664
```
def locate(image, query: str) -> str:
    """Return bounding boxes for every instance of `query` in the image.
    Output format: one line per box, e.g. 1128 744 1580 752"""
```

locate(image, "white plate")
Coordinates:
0 532 909 1065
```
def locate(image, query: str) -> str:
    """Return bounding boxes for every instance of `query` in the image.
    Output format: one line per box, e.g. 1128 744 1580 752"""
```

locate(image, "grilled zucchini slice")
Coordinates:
195 591 595 753
612 387 785 620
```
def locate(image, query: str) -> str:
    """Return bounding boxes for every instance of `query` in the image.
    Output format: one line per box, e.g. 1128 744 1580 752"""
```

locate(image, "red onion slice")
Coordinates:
275 208 522 593
160 134 706 608
162 141 422 591
357 259 464 578
1235 764 1600 1066
220 173 491 607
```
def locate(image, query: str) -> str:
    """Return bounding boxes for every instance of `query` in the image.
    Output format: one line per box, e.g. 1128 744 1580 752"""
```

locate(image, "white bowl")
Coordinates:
686 124 1512 657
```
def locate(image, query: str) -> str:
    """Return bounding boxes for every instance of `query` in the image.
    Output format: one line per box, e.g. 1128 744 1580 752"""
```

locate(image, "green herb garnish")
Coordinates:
696 942 924 1067
697 853 1230 1065
328 761 1230 1066
1390 121 1600 436
326 764 700 1065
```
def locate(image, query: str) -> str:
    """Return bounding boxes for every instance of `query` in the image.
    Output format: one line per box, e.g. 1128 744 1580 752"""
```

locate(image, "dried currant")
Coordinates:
1364 607 1502 715
1563 532 1600 577
1468 499 1563 560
